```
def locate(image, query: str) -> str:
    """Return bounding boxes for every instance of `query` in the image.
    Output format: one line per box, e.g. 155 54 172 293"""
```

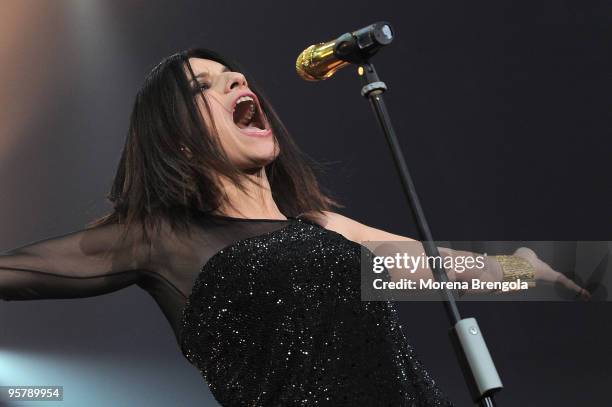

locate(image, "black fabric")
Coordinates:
181 216 453 406
1 213 453 406
0 214 292 342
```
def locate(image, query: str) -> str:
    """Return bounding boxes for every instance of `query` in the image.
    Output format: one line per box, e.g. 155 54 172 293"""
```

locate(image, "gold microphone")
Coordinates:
295 22 394 82
296 40 350 81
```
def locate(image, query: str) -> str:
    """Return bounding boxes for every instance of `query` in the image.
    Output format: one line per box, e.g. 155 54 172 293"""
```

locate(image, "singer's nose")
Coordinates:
226 72 248 92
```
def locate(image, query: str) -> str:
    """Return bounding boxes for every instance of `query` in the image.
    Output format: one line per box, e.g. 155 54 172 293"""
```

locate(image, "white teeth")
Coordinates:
233 95 254 110
233 95 258 125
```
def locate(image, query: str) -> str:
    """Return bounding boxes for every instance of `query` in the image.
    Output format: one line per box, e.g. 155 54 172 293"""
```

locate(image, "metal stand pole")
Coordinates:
358 62 503 406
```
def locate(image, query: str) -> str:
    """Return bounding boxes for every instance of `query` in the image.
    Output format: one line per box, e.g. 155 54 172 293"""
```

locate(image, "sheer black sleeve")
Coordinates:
0 215 296 344
0 222 150 301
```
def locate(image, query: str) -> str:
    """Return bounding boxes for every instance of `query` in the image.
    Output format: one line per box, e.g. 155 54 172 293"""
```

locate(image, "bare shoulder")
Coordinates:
299 211 362 242
299 211 416 243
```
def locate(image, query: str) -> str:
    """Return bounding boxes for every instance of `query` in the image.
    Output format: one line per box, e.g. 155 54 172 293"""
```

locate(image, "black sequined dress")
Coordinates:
1 213 453 406
180 216 453 406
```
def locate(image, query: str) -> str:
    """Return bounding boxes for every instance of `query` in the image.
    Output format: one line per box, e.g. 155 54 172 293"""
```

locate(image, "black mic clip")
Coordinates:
333 22 394 64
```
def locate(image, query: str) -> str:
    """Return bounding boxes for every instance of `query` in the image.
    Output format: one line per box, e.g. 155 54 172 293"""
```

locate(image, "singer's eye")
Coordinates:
192 82 210 93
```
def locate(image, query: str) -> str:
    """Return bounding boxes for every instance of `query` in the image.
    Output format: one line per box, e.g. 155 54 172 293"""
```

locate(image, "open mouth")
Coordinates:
232 95 268 131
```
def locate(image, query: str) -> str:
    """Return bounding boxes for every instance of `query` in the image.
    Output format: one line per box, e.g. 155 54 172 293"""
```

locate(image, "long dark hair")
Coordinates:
89 48 339 244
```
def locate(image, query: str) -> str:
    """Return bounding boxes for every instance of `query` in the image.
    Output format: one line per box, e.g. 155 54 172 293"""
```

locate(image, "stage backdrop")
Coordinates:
1 1 610 406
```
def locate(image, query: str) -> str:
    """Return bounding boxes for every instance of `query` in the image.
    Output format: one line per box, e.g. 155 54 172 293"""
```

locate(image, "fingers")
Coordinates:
514 247 592 301
557 273 592 301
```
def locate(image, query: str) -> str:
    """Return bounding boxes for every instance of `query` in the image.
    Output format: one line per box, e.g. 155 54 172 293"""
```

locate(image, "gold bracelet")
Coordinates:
493 255 536 288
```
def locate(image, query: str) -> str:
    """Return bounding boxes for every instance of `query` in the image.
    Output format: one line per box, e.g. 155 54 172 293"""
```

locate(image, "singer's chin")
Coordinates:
242 149 279 172
236 131 278 161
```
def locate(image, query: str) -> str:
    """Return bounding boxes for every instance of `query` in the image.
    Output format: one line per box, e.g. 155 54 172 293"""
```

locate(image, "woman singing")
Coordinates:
0 48 589 406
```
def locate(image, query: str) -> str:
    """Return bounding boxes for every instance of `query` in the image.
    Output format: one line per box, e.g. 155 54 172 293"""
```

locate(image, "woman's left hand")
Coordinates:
513 247 591 301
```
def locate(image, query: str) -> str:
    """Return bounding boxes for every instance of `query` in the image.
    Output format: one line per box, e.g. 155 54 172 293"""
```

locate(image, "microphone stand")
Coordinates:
357 62 503 406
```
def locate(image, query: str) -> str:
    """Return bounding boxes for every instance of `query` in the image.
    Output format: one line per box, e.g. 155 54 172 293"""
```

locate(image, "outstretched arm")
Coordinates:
306 211 590 299
0 222 151 301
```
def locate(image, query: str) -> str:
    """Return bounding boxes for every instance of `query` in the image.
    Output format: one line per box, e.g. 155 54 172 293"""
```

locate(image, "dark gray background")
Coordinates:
1 1 610 405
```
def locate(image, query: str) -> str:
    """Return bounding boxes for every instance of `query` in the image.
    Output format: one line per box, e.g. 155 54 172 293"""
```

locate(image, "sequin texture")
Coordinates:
180 217 454 406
